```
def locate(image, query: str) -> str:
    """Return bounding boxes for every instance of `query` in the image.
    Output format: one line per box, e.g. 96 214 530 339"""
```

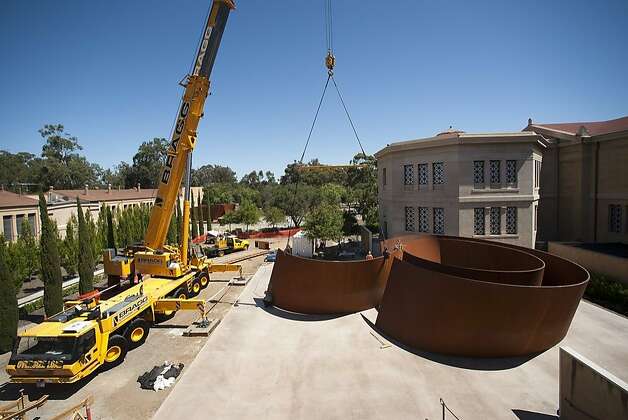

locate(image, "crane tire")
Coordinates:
190 278 202 297
104 335 128 368
173 287 188 300
198 272 210 289
125 318 150 348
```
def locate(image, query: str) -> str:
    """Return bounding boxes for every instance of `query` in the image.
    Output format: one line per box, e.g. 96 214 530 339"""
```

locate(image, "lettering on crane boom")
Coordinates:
160 102 190 191
112 295 149 327
193 21 214 76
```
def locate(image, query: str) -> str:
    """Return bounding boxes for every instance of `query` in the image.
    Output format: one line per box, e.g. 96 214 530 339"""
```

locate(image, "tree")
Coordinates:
191 192 199 239
39 193 63 317
96 204 108 253
61 215 78 277
197 193 205 236
166 211 177 245
206 193 212 231
7 239 28 292
264 207 285 229
120 138 168 188
37 124 102 189
106 206 116 248
191 164 237 185
273 184 317 227
237 201 262 232
0 236 18 353
303 203 343 244
86 210 100 265
220 211 239 232
17 218 39 284
77 199 95 295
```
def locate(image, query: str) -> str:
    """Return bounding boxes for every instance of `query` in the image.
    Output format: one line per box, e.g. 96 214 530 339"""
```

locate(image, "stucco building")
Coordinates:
524 115 628 244
0 190 40 241
375 129 545 248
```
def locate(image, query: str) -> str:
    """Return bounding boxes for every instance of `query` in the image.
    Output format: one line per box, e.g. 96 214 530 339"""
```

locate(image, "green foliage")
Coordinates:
106 207 116 248
117 138 168 188
342 211 359 236
0 237 18 353
39 193 63 317
61 214 78 277
191 192 199 239
237 201 262 232
203 183 234 205
264 207 285 228
96 204 108 254
206 193 212 230
86 210 99 265
584 272 628 316
166 211 177 245
273 184 318 227
303 203 343 243
219 211 239 231
6 219 40 291
192 164 237 186
77 199 95 295
198 193 205 236
113 205 150 248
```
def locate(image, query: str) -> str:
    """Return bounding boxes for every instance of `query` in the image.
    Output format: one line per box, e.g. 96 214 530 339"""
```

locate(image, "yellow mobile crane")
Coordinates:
6 0 238 385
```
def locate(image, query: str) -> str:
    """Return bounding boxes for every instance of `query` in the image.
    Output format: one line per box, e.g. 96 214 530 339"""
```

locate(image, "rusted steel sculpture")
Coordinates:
268 250 392 314
376 235 589 357
267 234 589 357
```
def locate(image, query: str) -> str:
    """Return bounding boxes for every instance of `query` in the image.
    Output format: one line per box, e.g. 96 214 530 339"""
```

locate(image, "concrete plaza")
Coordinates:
154 263 628 419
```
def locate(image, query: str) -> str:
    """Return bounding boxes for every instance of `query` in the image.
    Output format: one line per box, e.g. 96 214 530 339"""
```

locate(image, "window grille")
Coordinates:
489 160 500 184
405 206 416 231
418 163 428 185
433 207 444 234
609 205 622 233
474 208 485 235
506 207 517 234
403 164 414 185
473 161 484 185
418 207 429 232
506 160 517 185
490 207 501 235
433 162 445 185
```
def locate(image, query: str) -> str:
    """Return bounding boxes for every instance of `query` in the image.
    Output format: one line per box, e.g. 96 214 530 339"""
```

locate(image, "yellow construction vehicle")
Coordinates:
204 232 250 257
7 0 238 386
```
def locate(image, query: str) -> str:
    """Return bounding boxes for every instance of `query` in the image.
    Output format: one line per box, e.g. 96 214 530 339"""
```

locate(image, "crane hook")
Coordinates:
325 50 336 75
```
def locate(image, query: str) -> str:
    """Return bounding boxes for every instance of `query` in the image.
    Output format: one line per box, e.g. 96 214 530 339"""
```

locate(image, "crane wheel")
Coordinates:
190 279 202 296
154 311 176 323
198 273 210 289
218 250 225 257
104 335 128 367
174 287 188 300
125 318 150 348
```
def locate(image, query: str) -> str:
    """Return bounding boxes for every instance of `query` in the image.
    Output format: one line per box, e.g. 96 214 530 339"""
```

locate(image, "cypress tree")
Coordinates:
77 198 95 295
39 193 63 317
175 197 182 245
206 192 212 231
106 206 116 249
198 193 205 236
191 192 199 239
0 236 18 353
166 212 177 245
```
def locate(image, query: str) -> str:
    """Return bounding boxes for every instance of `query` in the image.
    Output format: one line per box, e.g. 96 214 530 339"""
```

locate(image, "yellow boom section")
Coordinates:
144 76 208 250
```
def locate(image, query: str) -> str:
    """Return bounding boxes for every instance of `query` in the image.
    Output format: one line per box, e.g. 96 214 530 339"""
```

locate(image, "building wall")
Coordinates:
536 133 628 244
0 206 39 242
377 135 542 248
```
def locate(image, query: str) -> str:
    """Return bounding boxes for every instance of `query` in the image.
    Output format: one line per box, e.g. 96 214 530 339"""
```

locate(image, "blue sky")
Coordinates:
1 0 627 178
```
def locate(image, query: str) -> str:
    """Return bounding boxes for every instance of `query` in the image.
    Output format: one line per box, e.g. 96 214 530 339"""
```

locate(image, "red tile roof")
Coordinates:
0 190 39 208
531 115 628 137
54 188 158 202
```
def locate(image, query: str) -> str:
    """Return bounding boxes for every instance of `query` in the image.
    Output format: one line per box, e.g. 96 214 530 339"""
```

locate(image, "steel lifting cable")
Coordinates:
285 0 370 249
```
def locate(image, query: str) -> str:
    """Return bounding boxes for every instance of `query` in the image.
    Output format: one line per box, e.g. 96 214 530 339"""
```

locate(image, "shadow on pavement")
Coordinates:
0 373 96 402
512 409 558 419
253 298 349 322
360 313 542 371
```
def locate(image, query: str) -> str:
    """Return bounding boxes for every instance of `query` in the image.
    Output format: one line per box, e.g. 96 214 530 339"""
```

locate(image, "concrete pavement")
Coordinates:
154 263 628 419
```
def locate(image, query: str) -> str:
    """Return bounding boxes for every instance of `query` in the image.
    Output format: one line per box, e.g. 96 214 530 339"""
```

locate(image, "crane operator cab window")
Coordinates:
10 329 97 365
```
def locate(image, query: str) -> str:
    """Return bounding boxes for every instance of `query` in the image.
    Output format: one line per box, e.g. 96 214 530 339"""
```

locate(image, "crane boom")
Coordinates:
144 0 235 250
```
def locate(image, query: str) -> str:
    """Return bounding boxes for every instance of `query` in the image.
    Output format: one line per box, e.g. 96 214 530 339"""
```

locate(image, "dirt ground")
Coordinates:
0 246 275 420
